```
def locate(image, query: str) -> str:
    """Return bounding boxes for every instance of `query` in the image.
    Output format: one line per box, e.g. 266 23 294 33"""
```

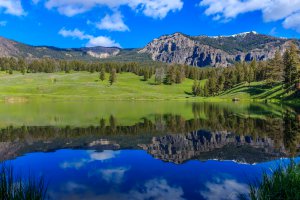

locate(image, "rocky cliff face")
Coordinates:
140 32 297 67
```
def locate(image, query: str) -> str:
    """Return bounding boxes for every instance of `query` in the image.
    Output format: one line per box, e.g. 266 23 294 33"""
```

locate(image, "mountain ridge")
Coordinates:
140 31 299 67
0 32 299 67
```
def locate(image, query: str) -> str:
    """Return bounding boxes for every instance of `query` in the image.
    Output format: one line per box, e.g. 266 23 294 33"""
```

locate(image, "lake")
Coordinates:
0 101 299 200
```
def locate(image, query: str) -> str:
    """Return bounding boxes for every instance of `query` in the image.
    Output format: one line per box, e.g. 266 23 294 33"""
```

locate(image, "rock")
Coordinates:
140 32 298 67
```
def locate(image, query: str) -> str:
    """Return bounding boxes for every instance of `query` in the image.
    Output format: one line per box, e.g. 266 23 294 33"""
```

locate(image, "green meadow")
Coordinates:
0 71 197 100
0 71 298 103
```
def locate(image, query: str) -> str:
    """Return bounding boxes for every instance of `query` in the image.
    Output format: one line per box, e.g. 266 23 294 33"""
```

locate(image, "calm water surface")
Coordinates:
0 101 299 200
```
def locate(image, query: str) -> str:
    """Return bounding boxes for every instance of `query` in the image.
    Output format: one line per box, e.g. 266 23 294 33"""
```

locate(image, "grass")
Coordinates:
218 81 299 103
0 165 48 200
0 71 200 100
0 71 298 103
241 161 300 200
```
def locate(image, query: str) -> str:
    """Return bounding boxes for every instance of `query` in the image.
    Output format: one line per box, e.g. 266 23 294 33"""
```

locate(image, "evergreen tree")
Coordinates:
175 68 183 84
217 74 225 93
247 59 256 86
143 69 150 81
256 61 267 81
18 58 27 75
207 71 217 95
155 67 164 84
164 66 176 85
100 67 105 81
203 82 209 97
266 50 283 85
236 64 245 83
192 80 201 96
109 68 117 85
283 43 299 88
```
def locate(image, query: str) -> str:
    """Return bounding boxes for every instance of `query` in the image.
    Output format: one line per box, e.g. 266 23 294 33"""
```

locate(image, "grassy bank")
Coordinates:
0 165 47 200
242 161 300 200
0 71 298 102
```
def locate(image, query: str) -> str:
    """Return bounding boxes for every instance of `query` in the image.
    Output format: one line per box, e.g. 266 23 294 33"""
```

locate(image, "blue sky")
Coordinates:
1 0 300 48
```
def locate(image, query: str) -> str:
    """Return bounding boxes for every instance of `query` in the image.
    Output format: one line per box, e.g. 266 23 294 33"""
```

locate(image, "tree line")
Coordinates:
0 57 210 85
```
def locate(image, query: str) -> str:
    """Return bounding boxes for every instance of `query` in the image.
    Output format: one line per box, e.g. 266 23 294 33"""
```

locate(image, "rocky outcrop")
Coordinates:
140 33 229 67
140 32 297 67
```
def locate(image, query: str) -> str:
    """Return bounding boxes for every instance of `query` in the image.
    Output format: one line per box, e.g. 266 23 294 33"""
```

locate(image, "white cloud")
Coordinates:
96 12 129 32
86 36 120 47
283 12 300 33
129 179 185 200
199 0 300 33
0 21 7 26
200 179 248 200
141 0 183 19
64 181 87 192
59 28 92 40
0 0 25 16
60 158 89 169
58 28 121 47
100 167 129 184
44 0 183 19
60 150 121 170
89 150 120 161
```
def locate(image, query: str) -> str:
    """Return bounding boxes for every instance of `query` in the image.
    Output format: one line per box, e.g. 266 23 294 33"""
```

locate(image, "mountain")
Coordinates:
140 130 287 164
0 36 151 62
140 31 300 67
0 127 291 164
0 31 299 67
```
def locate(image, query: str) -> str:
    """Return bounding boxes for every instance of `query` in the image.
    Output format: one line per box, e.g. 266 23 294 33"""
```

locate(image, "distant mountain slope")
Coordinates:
0 32 299 67
140 31 300 67
0 36 151 62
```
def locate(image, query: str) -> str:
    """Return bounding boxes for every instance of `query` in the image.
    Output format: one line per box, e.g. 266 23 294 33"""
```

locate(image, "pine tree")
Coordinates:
236 64 245 83
266 50 283 85
248 60 256 86
175 68 182 84
217 74 225 93
100 67 105 81
192 80 201 96
109 68 117 85
164 66 176 85
155 67 164 85
283 43 299 89
18 58 27 75
207 71 217 95
203 82 209 97
143 69 150 81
